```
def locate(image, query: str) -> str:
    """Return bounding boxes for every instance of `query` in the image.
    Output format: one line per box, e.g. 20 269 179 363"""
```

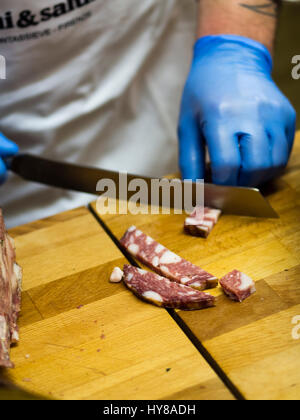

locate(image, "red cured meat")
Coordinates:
120 226 218 290
219 270 256 302
123 265 215 310
0 209 22 368
184 207 222 238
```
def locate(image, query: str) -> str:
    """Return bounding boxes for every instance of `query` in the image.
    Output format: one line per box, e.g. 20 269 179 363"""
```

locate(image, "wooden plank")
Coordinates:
1 207 233 400
205 305 300 400
8 207 88 239
92 132 300 400
8 295 232 400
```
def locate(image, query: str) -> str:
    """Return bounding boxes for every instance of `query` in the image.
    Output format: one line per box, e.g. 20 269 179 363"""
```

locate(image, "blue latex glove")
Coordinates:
178 35 296 186
0 132 19 185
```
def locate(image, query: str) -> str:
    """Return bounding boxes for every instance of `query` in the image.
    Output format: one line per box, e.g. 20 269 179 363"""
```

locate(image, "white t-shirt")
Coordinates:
0 0 196 227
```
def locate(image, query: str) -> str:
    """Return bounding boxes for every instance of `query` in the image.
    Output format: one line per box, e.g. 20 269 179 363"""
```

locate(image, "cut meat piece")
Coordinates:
120 226 218 290
219 270 256 302
184 207 222 238
123 265 215 310
0 209 22 368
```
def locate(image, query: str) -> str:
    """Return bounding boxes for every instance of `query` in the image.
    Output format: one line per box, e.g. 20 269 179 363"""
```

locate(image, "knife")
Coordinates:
5 154 278 218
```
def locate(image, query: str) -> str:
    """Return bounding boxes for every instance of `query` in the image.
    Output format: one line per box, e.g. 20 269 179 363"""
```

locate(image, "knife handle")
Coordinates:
2 156 13 170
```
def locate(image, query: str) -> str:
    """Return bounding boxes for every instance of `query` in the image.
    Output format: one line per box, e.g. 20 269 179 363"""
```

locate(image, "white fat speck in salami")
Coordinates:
185 217 201 226
127 273 134 282
122 265 215 310
160 251 181 264
219 270 256 302
207 209 222 219
128 244 139 255
11 330 19 342
238 273 255 291
201 220 214 228
0 316 8 340
120 227 218 290
142 291 163 303
128 226 136 232
135 230 142 237
109 267 124 283
155 244 164 253
137 268 147 274
152 256 159 267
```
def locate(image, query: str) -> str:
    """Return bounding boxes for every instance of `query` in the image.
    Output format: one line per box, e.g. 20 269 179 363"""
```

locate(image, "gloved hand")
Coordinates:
0 132 19 185
178 35 296 186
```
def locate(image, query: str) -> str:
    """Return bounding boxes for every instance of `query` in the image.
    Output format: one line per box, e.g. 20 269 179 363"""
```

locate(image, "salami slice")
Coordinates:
184 207 222 238
219 270 256 302
120 226 218 290
123 265 215 310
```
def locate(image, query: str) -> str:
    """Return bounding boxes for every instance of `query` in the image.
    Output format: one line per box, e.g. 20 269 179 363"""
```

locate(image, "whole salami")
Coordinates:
120 226 218 290
123 265 215 310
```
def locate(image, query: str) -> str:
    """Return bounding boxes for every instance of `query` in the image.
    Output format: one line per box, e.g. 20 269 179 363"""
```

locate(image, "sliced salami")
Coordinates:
219 270 256 302
184 207 222 238
120 226 218 290
123 265 215 310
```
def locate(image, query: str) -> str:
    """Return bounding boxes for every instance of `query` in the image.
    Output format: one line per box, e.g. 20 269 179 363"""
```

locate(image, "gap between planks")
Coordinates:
87 203 245 401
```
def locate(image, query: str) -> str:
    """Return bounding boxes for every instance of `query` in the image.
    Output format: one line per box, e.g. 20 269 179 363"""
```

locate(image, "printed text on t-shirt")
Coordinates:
0 0 96 30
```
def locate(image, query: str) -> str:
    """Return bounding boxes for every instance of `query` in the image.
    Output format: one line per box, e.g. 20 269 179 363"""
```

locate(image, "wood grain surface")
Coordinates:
0 208 233 400
92 132 300 400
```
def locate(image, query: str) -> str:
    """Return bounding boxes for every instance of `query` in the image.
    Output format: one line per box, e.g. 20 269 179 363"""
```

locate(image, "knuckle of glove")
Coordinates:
240 158 272 186
212 159 240 185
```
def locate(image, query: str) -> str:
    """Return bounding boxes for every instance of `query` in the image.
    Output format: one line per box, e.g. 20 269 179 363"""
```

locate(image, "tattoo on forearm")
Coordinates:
239 1 279 18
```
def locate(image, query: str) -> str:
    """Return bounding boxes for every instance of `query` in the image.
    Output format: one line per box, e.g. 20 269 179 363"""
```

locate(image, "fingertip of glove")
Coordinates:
0 133 19 155
6 142 19 155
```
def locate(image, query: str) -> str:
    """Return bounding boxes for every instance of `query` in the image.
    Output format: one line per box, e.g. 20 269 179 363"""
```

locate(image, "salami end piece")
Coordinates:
219 270 256 302
120 226 218 291
123 265 215 310
185 207 222 238
0 209 22 368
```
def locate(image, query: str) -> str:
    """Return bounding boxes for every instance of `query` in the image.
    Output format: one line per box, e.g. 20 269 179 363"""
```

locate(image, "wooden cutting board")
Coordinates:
91 132 300 400
1 208 233 400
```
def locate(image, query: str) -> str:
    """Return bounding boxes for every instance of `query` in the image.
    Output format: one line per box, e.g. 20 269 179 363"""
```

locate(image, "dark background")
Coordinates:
274 0 300 128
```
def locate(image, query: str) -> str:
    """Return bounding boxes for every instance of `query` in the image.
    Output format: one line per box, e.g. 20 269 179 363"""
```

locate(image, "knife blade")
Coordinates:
5 154 278 218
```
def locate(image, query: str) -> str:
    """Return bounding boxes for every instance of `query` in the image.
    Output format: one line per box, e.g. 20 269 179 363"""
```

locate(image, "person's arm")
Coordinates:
197 0 279 54
178 0 296 187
